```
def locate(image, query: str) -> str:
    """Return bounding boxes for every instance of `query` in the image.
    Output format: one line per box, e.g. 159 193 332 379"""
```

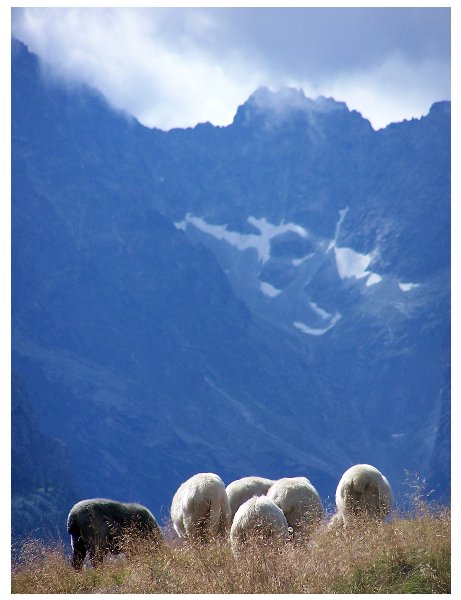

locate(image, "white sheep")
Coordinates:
170 472 230 542
267 476 324 540
226 476 275 520
333 464 393 526
230 496 289 555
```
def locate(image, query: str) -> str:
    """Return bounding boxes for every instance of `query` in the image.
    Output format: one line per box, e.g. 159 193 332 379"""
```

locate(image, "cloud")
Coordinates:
12 8 265 130
12 7 450 131
314 53 450 129
211 8 450 86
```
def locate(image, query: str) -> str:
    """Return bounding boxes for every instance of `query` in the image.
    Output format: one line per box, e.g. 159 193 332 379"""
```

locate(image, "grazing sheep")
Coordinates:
230 496 290 555
226 476 275 520
333 464 393 526
171 472 230 542
267 476 324 540
67 498 164 569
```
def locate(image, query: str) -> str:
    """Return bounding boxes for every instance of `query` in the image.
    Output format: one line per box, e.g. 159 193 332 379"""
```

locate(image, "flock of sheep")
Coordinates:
67 463 393 569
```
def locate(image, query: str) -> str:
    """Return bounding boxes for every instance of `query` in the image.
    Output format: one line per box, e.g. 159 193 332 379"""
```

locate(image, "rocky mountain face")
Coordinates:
11 375 80 541
11 39 450 538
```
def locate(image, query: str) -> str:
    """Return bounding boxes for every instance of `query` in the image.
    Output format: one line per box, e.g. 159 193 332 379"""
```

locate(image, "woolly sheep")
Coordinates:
67 498 164 569
171 472 230 542
226 476 275 520
230 496 290 555
334 464 393 526
267 476 324 539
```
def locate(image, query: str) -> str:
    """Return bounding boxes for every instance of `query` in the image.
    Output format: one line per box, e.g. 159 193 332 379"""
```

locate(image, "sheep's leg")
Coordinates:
217 496 230 536
184 504 211 543
89 546 104 568
196 518 209 543
199 502 214 543
70 537 87 570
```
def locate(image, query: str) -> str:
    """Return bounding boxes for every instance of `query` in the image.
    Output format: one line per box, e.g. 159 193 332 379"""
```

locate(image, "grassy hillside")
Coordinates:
12 508 450 594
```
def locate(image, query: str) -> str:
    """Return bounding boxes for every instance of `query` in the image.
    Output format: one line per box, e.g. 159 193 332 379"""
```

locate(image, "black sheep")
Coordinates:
67 498 164 569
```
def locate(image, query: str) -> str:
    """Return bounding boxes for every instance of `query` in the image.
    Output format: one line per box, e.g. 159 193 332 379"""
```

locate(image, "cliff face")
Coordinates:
12 375 79 540
12 39 450 537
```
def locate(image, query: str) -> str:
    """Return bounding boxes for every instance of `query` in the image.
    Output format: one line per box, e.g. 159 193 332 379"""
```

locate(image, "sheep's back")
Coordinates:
171 473 229 539
267 477 323 526
67 499 161 544
226 476 274 519
231 496 289 545
336 464 393 519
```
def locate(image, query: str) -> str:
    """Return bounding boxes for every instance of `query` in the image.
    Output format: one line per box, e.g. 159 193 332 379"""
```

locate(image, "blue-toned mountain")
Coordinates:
11 374 80 541
12 39 450 537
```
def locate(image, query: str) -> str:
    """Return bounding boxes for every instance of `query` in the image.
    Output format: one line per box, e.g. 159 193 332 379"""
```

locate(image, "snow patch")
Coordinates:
174 220 187 231
175 213 309 263
335 207 349 240
248 216 308 241
292 254 314 266
399 282 420 292
260 281 282 297
366 273 383 287
308 300 332 320
334 246 371 280
328 208 383 287
328 206 349 250
293 313 342 336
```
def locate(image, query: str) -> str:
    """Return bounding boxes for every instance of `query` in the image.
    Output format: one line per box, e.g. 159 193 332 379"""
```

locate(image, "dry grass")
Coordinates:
11 507 450 594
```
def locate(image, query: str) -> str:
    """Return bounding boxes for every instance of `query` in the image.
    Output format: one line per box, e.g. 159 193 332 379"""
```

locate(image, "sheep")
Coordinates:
226 476 275 521
67 498 164 569
333 464 393 526
230 496 290 555
170 472 231 542
266 476 324 540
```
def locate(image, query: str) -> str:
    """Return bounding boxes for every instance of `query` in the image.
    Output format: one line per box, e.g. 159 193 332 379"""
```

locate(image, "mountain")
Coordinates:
11 39 450 538
11 375 80 541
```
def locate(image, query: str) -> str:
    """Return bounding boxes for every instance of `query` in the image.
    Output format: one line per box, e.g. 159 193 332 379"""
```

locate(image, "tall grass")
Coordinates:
12 507 450 594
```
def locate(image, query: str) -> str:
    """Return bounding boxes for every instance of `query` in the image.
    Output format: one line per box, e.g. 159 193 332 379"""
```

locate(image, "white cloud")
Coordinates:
12 8 265 130
313 54 450 129
12 8 450 131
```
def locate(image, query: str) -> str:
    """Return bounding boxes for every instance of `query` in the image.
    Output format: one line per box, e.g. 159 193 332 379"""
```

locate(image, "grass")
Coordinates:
11 507 450 594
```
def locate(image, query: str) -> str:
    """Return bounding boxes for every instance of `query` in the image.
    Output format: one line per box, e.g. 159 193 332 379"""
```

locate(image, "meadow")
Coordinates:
12 504 450 594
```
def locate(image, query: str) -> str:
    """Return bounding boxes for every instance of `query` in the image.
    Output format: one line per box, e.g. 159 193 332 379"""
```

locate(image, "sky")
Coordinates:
10 6 451 131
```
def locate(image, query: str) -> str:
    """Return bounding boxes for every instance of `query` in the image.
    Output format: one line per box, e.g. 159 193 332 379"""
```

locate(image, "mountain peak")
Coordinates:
428 100 451 118
248 86 348 111
233 86 361 130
